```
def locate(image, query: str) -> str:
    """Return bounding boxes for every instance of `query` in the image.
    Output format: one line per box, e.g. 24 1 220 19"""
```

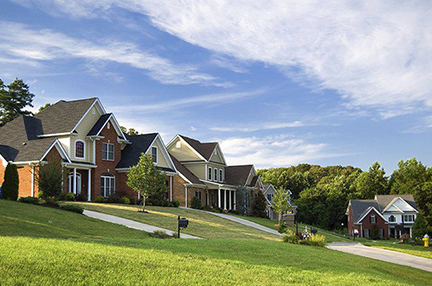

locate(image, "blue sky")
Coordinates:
1 1 432 172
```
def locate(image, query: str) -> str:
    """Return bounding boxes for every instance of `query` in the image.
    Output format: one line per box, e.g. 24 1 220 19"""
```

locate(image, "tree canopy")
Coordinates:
0 78 35 126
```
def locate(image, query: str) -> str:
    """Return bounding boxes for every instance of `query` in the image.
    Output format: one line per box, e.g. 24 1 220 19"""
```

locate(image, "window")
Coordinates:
68 173 82 194
403 214 415 222
208 167 212 180
92 108 95 115
151 147 158 163
371 215 376 224
195 191 201 199
363 229 370 238
75 140 85 158
389 215 396 222
102 143 114 161
214 168 218 182
176 141 181 148
267 194 273 202
101 174 115 197
219 169 223 182
107 122 110 129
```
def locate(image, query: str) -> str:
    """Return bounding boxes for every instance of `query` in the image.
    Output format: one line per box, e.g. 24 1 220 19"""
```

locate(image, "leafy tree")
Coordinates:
252 190 267 218
120 126 139 135
272 187 292 224
0 78 35 126
414 182 432 228
191 196 201 209
390 158 428 194
236 186 251 216
2 163 19 200
413 212 431 239
353 162 389 199
37 161 64 201
37 103 51 113
127 153 168 212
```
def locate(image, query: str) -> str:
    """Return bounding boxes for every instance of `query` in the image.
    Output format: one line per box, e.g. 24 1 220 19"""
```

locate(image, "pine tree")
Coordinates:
2 163 19 200
0 78 35 126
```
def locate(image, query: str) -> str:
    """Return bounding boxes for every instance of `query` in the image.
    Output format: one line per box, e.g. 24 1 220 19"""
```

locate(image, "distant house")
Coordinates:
0 98 176 201
263 183 295 220
346 195 418 238
167 134 264 210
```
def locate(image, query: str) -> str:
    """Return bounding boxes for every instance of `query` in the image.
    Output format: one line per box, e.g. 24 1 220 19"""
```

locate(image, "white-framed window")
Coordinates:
208 167 212 180
403 214 415 222
176 141 181 148
151 146 158 163
363 229 370 238
107 122 110 129
214 168 218 182
371 215 376 224
389 215 396 222
219 169 223 182
267 194 273 202
101 174 115 197
195 191 201 199
102 143 114 161
75 140 85 159
68 172 82 194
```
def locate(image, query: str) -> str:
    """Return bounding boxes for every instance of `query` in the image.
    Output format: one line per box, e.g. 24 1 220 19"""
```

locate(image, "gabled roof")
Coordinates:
224 165 254 186
178 135 217 161
356 206 388 224
349 199 379 223
116 133 158 169
375 195 417 212
87 113 112 136
170 155 205 186
249 175 259 187
34 98 98 135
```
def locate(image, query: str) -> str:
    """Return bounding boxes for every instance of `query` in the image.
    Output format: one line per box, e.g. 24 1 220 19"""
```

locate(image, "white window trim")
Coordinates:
176 141 181 149
219 169 223 182
68 172 82 194
371 215 376 224
214 168 218 182
101 175 115 197
102 142 115 161
208 167 212 180
151 146 158 164
75 140 85 159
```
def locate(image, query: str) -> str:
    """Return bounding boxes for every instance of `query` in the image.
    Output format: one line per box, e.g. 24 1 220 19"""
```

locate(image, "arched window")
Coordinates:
101 173 115 197
389 215 396 222
75 140 85 158
68 172 82 194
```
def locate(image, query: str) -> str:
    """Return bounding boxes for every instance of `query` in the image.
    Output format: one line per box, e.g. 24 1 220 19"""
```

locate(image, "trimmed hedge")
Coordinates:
2 163 19 201
59 204 84 214
18 196 40 205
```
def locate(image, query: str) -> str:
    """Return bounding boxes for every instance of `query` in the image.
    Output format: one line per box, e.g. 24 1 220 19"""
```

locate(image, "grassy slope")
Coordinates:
1 200 431 285
69 202 279 240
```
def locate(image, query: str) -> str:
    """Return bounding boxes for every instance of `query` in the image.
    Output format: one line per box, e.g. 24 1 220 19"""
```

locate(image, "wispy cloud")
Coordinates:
110 88 267 112
219 135 343 168
209 54 249 73
27 1 432 115
0 21 228 87
211 121 304 132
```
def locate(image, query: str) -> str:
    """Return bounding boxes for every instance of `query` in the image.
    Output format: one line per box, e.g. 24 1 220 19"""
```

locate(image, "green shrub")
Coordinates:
64 193 76 201
278 223 287 234
172 200 180 207
59 204 84 214
191 196 201 209
299 234 326 247
283 230 299 244
95 196 105 203
18 196 39 205
37 161 63 200
44 199 60 208
252 191 267 218
2 163 19 201
75 193 87 202
120 196 131 205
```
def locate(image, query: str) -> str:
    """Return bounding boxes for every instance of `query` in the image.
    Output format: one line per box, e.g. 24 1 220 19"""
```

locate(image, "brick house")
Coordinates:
166 135 264 210
346 195 418 238
0 98 176 201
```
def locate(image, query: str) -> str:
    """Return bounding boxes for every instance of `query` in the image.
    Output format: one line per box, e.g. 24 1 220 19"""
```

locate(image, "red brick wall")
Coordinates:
172 174 206 207
360 209 388 238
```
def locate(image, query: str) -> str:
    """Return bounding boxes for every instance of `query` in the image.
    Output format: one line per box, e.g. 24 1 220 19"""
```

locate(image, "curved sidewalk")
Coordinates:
206 211 282 236
327 242 432 272
83 210 201 239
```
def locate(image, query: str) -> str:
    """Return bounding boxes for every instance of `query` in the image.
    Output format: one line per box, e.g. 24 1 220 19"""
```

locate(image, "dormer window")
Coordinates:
176 141 181 148
208 167 212 180
389 215 396 222
371 215 376 224
75 140 85 158
219 169 223 182
107 122 110 129
151 146 158 163
214 168 218 182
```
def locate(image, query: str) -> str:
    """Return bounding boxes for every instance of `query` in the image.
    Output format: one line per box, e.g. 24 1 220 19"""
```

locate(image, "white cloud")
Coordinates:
209 54 249 73
0 21 228 86
219 135 340 168
211 121 304 132
22 0 432 113
109 88 267 112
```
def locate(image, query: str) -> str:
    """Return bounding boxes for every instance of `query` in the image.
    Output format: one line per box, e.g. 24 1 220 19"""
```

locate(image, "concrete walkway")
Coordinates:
83 210 201 239
327 242 432 272
206 211 282 236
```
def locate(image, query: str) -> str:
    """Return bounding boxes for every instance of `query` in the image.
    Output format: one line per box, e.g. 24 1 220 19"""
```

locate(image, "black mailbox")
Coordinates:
179 218 189 228
311 229 317 235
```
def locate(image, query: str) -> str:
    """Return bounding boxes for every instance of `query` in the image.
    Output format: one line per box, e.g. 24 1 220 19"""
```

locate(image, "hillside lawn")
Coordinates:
1 200 431 285
67 202 279 240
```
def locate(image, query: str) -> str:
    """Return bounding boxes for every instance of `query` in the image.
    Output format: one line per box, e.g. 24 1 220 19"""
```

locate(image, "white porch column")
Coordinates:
73 168 77 195
169 176 173 202
87 169 91 201
230 190 234 210
218 187 221 208
234 190 237 210
223 189 227 210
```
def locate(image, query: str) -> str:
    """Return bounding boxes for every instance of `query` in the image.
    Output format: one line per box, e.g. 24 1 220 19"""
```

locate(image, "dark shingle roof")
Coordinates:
116 133 163 169
375 195 417 211
350 200 379 223
224 165 253 186
87 113 111 136
0 115 57 161
34 98 97 134
179 135 217 161
170 155 205 185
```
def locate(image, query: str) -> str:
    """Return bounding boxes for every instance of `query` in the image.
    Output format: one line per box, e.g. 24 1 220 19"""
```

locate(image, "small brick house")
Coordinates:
0 98 176 201
346 195 418 238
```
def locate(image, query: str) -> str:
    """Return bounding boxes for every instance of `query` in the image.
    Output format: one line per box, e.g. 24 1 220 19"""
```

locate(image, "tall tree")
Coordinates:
2 163 19 201
37 161 64 201
252 191 267 218
390 158 428 194
0 78 35 126
120 126 139 135
37 103 51 113
272 187 292 224
414 182 432 230
127 153 168 212
353 162 389 199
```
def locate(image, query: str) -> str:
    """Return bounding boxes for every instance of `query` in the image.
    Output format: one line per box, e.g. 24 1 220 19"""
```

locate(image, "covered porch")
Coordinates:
64 162 96 201
207 184 237 211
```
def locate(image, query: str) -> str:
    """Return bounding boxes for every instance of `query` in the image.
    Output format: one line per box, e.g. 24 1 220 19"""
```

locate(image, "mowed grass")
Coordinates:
361 240 432 260
1 200 431 285
69 202 279 240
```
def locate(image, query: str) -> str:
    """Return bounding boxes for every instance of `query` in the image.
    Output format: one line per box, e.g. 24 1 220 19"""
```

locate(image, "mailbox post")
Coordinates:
177 215 189 238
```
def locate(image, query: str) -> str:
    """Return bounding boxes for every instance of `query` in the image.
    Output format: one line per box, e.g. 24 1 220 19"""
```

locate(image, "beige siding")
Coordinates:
147 138 170 169
167 137 203 161
58 136 71 157
207 163 225 183
185 164 206 180
209 146 224 164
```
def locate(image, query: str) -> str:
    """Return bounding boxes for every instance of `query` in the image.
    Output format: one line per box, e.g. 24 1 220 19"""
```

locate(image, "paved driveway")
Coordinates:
327 242 432 272
83 210 201 239
206 211 282 236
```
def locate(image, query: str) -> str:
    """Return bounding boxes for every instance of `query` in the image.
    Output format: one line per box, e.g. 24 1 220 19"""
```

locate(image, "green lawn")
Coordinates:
361 240 432 260
1 200 431 285
68 202 279 240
